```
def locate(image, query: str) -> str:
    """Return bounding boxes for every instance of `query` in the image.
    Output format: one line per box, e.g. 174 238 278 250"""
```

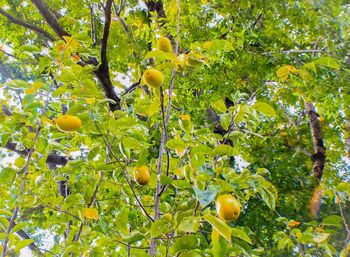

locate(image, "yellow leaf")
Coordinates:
286 65 297 73
86 97 96 105
203 41 213 49
289 220 300 228
62 36 80 51
313 233 329 243
276 66 290 82
83 208 99 220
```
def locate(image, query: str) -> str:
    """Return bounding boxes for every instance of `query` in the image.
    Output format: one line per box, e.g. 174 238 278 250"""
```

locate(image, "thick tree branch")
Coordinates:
305 102 326 180
0 8 55 41
30 0 69 38
93 0 121 111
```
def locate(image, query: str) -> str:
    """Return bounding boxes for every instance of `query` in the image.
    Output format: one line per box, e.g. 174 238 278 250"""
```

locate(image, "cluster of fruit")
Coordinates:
54 36 240 221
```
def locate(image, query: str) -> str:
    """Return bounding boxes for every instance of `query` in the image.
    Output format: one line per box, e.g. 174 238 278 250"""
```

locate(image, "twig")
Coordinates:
338 203 350 254
114 239 150 249
149 0 180 255
91 114 154 222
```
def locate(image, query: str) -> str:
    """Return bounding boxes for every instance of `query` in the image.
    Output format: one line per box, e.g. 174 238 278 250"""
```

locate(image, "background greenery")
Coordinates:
0 0 349 256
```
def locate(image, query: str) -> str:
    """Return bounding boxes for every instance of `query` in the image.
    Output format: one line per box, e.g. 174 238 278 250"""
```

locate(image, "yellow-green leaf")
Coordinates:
203 213 231 242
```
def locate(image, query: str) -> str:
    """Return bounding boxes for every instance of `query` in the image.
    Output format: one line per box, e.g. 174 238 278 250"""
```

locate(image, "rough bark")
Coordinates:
305 102 326 180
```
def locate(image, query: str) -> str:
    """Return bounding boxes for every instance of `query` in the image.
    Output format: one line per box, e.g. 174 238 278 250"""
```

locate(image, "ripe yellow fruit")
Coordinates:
56 115 82 132
133 166 150 186
216 194 240 221
143 69 164 88
157 37 172 52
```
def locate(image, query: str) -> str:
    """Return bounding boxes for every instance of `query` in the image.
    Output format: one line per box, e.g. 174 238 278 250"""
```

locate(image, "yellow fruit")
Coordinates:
133 166 150 186
56 115 82 132
143 69 164 88
216 194 240 221
157 37 172 52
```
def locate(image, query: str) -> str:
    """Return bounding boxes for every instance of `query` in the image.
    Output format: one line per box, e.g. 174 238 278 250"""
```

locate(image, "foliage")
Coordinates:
0 0 349 256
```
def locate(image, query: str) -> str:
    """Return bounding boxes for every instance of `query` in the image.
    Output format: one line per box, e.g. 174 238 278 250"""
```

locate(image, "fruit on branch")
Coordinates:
142 69 164 88
133 165 150 186
56 115 82 132
216 194 240 221
157 36 172 52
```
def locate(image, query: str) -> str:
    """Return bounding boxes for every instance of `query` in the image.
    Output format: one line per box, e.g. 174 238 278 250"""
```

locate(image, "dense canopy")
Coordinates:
0 0 349 256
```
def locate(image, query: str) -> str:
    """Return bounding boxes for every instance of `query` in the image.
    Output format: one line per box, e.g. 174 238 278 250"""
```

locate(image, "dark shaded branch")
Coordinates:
30 0 69 38
3 142 29 155
93 0 121 111
305 102 326 180
121 79 141 96
15 226 44 256
0 8 55 41
145 0 166 20
100 0 113 70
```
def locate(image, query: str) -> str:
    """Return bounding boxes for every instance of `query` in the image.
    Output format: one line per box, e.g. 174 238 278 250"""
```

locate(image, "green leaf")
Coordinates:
231 228 252 244
123 232 145 243
166 139 186 150
6 80 28 89
316 56 340 70
145 50 176 60
0 209 13 217
212 99 227 113
12 222 27 233
211 145 234 156
172 234 199 254
193 187 217 207
160 175 172 186
122 137 142 150
14 157 26 168
0 168 16 185
212 229 228 257
220 113 232 131
252 102 276 117
203 213 231 242
150 219 167 237
178 216 200 233
323 215 342 227
0 217 9 231
15 239 34 251
302 62 317 72
20 45 41 53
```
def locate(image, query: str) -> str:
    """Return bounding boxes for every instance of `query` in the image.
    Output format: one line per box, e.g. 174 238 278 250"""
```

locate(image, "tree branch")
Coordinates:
30 0 69 38
305 102 326 180
15 227 44 256
93 0 121 111
0 8 55 41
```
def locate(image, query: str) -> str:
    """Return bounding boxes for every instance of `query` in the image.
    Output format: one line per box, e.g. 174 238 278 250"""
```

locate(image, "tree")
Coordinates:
0 0 349 256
